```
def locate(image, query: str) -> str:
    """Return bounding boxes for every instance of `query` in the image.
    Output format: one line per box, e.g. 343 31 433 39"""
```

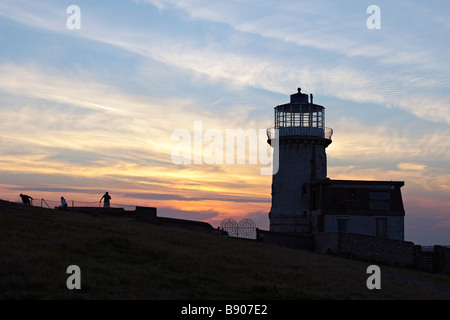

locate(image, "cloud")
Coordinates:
131 0 165 10
327 116 450 166
129 1 450 124
0 0 66 31
397 163 427 171
0 61 273 221
0 63 200 154
6 186 107 195
157 207 220 222
123 192 270 203
146 0 448 68
2 0 450 125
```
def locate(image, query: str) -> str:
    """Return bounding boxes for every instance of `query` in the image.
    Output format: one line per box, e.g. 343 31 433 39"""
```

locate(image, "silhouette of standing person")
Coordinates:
20 194 33 206
100 192 111 209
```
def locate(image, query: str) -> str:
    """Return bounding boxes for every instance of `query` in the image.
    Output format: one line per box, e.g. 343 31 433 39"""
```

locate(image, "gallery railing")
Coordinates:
266 126 333 140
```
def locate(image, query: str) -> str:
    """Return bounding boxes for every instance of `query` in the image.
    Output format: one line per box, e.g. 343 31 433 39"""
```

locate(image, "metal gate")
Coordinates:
220 218 257 239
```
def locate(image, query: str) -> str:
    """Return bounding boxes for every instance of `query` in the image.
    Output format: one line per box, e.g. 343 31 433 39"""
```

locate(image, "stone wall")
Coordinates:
135 206 157 223
257 229 314 250
269 216 311 233
157 216 215 234
314 232 339 254
70 207 127 216
434 245 450 274
135 206 215 233
314 232 417 267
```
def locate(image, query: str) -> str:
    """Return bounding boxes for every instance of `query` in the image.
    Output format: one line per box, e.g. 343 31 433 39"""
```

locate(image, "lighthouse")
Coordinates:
266 89 405 240
267 88 333 233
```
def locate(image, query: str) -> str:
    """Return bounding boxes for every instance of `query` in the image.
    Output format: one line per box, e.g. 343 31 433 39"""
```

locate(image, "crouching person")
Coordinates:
60 197 68 210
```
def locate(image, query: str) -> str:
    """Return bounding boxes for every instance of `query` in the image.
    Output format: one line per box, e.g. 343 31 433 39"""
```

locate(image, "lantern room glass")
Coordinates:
275 104 325 130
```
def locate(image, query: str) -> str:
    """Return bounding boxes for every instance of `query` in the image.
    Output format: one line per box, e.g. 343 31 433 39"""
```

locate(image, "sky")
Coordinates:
0 0 449 245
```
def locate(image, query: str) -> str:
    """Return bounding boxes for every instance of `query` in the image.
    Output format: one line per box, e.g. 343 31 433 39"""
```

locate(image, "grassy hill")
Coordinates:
1 199 450 300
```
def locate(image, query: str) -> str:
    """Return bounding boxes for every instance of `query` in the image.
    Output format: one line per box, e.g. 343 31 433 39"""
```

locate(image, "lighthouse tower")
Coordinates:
267 88 333 233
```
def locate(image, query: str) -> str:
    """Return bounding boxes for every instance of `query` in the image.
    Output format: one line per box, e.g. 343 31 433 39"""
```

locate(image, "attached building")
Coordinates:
311 179 405 240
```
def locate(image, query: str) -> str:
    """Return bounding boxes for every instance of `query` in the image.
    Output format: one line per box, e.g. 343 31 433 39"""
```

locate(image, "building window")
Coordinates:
369 190 390 210
337 217 348 233
369 191 390 200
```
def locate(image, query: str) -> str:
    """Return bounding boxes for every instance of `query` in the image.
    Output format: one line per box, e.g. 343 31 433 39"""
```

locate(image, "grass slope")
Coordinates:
1 199 450 300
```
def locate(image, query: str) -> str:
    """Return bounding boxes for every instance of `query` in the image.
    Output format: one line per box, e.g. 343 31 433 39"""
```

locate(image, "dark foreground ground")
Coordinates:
1 199 450 300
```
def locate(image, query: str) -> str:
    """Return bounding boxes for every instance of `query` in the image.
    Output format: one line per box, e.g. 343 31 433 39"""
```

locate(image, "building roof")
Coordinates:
312 179 404 188
311 179 405 217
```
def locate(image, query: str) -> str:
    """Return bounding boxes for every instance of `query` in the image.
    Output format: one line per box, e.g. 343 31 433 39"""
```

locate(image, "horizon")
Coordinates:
0 1 449 246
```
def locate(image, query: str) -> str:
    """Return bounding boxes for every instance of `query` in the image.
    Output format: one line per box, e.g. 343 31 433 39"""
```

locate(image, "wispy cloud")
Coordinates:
1 0 449 125
129 0 450 123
